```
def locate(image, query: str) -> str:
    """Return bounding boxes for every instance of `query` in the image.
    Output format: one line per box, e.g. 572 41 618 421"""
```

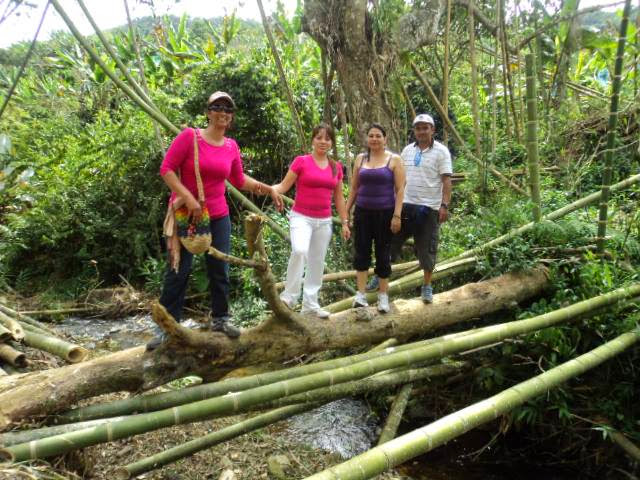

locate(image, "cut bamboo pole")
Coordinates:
597 0 632 254
610 430 640 462
377 383 413 445
0 325 12 342
5 283 639 462
22 330 88 363
446 173 640 264
0 304 58 336
0 311 24 341
116 403 316 479
0 344 26 368
58 325 469 423
409 60 528 196
304 329 640 479
525 53 542 221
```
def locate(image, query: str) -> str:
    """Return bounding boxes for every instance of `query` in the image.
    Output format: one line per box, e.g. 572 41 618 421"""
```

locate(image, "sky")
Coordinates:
0 0 299 48
0 0 622 49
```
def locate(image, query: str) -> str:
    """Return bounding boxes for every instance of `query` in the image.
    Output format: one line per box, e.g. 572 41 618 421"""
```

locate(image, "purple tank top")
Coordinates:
356 155 395 210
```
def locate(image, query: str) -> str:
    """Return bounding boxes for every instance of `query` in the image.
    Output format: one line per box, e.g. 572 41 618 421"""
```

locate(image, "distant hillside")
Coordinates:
581 6 639 31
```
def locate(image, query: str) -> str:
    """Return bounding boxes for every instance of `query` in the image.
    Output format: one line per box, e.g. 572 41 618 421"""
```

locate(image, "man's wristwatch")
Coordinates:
440 203 448 209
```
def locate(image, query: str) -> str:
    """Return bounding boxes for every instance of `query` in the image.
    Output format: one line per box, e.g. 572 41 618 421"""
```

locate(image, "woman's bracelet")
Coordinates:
392 214 401 219
341 218 349 225
255 183 265 195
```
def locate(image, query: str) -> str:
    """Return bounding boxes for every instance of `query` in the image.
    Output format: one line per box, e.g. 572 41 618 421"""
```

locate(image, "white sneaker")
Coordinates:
352 292 369 308
301 307 331 319
377 293 390 313
280 295 297 309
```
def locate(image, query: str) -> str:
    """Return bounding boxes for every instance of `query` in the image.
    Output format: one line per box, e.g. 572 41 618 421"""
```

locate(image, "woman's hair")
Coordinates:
364 123 387 162
311 123 337 177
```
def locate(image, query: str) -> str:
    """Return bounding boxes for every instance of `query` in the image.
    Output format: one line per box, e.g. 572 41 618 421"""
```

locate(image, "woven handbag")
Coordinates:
174 129 212 254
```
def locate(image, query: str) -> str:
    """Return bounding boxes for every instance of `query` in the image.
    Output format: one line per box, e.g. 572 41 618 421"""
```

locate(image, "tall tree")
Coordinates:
302 0 445 150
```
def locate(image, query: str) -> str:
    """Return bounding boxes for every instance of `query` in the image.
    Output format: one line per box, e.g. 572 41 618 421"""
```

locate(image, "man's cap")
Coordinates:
208 91 235 108
413 113 434 126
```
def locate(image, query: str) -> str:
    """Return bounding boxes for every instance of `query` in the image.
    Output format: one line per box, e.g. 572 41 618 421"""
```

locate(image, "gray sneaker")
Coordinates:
421 284 433 304
210 315 241 338
366 275 379 291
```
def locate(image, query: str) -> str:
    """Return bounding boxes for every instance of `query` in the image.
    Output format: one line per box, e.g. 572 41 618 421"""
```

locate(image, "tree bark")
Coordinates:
302 0 444 150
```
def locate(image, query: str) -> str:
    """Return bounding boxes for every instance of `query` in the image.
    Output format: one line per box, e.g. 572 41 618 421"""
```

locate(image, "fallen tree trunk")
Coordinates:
0 216 549 431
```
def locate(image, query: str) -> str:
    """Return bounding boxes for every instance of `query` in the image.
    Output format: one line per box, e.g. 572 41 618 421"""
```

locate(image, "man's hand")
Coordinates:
439 205 448 224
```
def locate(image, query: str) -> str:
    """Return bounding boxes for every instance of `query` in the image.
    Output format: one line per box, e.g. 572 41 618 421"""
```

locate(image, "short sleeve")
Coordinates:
160 128 194 176
290 155 305 175
336 161 344 183
227 139 246 188
438 147 453 175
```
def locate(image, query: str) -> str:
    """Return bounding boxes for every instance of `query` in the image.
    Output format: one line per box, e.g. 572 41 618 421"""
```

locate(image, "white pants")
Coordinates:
281 211 333 310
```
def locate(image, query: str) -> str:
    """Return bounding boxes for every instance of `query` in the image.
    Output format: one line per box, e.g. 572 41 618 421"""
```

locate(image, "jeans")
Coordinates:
281 211 333 310
159 215 231 322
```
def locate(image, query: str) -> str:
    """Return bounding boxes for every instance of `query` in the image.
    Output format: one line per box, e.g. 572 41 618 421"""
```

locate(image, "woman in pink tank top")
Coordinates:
273 124 350 319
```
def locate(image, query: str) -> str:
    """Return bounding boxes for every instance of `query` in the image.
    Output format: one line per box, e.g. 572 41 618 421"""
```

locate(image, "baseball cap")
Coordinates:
413 114 434 126
208 91 236 108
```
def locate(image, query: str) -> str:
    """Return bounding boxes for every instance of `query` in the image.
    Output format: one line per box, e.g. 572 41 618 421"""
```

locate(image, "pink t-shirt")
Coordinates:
290 154 343 218
160 128 245 219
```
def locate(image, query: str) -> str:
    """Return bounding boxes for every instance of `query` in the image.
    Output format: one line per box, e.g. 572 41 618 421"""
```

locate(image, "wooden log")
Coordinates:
0 267 549 431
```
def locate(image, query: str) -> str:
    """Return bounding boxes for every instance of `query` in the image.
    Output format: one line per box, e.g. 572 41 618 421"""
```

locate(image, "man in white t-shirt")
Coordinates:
391 113 452 303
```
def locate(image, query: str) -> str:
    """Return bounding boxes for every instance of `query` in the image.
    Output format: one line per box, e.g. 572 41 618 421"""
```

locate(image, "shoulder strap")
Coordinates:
192 128 205 203
385 153 392 167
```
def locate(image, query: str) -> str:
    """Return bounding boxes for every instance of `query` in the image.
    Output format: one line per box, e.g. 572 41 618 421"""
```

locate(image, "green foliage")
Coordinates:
0 107 164 292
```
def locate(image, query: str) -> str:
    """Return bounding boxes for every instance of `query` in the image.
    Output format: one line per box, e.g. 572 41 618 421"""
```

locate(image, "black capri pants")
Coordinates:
352 205 394 278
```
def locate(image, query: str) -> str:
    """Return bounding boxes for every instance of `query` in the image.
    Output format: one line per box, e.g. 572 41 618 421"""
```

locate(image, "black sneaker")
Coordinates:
210 315 241 338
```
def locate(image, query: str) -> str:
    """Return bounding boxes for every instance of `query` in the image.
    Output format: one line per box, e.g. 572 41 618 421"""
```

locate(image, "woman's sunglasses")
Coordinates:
208 104 234 113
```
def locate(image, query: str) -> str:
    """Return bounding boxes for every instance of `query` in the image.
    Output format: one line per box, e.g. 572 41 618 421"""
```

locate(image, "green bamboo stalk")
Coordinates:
226 184 289 241
267 364 462 409
597 0 632 254
304 329 640 479
19 320 58 338
491 37 498 156
123 0 165 151
467 0 483 166
75 0 157 112
0 416 130 447
525 53 542 221
23 364 462 449
116 403 316 479
498 0 520 142
441 0 452 145
5 283 638 462
0 1 50 121
324 256 477 313
256 0 306 149
377 383 413 445
58 325 466 423
22 330 88 363
48 0 178 134
329 171 640 313
409 60 528 196
0 304 58 336
446 172 640 264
